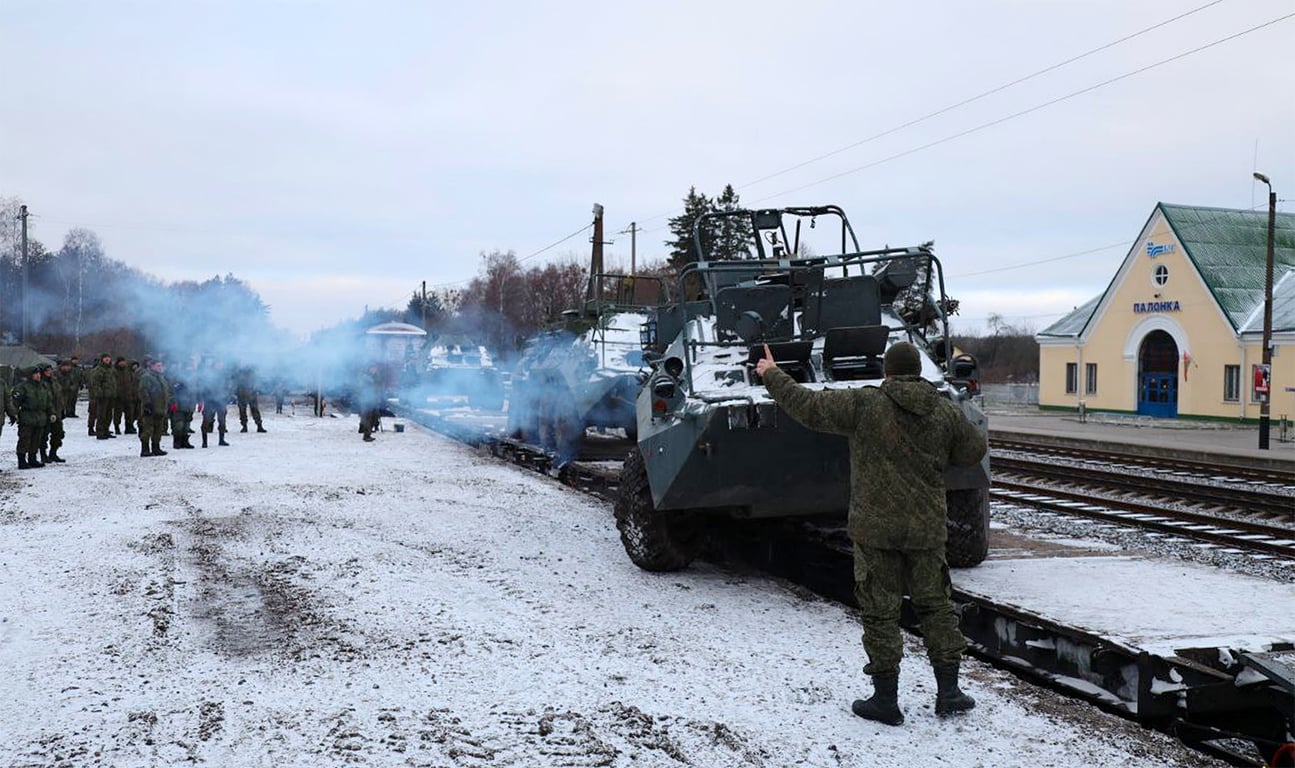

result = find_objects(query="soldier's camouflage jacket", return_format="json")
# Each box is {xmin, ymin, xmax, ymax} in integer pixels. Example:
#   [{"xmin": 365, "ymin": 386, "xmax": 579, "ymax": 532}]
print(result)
[
  {"xmin": 12, "ymin": 375, "xmax": 54, "ymax": 428},
  {"xmin": 88, "ymin": 360, "xmax": 118, "ymax": 400},
  {"xmin": 138, "ymin": 369, "xmax": 172, "ymax": 417},
  {"xmin": 763, "ymin": 370, "xmax": 986, "ymax": 551}
]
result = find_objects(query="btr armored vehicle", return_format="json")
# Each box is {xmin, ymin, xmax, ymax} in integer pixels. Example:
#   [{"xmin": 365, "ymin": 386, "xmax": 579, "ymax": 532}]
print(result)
[
  {"xmin": 506, "ymin": 204, "xmax": 668, "ymax": 466},
  {"xmin": 614, "ymin": 205, "xmax": 990, "ymax": 571}
]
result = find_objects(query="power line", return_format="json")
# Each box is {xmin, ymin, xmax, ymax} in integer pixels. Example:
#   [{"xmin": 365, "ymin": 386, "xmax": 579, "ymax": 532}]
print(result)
[
  {"xmin": 424, "ymin": 222, "xmax": 594, "ymax": 290},
  {"xmin": 948, "ymin": 202, "xmax": 1276, "ymax": 280},
  {"xmin": 755, "ymin": 11, "xmax": 1295, "ymax": 204},
  {"xmin": 620, "ymin": 0, "xmax": 1233, "ymax": 234},
  {"xmin": 738, "ymin": 0, "xmax": 1228, "ymax": 191}
]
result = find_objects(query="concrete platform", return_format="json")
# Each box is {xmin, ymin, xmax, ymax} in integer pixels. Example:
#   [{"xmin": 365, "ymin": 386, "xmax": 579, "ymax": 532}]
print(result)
[{"xmin": 987, "ymin": 406, "xmax": 1295, "ymax": 468}]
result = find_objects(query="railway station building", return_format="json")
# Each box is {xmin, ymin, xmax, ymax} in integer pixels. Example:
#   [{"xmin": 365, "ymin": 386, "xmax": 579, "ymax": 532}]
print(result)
[{"xmin": 1036, "ymin": 202, "xmax": 1295, "ymax": 422}]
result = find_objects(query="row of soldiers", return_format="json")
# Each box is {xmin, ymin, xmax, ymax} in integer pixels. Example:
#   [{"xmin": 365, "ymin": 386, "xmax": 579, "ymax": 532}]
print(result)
[{"xmin": 2, "ymin": 353, "xmax": 268, "ymax": 468}]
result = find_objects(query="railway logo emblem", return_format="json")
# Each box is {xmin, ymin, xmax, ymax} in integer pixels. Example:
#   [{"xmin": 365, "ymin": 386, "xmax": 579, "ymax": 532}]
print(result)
[{"xmin": 1146, "ymin": 241, "xmax": 1176, "ymax": 258}]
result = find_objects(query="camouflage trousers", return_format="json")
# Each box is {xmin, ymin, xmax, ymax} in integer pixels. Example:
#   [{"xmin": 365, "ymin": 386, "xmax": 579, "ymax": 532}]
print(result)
[
  {"xmin": 90, "ymin": 397, "xmax": 114, "ymax": 437},
  {"xmin": 44, "ymin": 418, "xmax": 63, "ymax": 451},
  {"xmin": 201, "ymin": 400, "xmax": 228, "ymax": 434},
  {"xmin": 853, "ymin": 545, "xmax": 966, "ymax": 676},
  {"xmin": 16, "ymin": 424, "xmax": 45, "ymax": 454},
  {"xmin": 237, "ymin": 394, "xmax": 262, "ymax": 428},
  {"xmin": 138, "ymin": 414, "xmax": 169, "ymax": 451}
]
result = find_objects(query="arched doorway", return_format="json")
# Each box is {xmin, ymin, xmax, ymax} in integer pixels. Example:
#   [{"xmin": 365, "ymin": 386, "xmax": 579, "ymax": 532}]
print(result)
[{"xmin": 1137, "ymin": 330, "xmax": 1178, "ymax": 417}]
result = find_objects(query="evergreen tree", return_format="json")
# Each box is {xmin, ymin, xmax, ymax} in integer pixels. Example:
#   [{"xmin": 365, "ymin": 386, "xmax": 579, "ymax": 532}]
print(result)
[
  {"xmin": 711, "ymin": 184, "xmax": 753, "ymax": 260},
  {"xmin": 665, "ymin": 187, "xmax": 713, "ymax": 269}
]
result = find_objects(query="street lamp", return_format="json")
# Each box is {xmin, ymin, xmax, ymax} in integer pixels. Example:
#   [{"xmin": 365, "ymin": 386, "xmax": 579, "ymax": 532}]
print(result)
[{"xmin": 1253, "ymin": 172, "xmax": 1276, "ymax": 450}]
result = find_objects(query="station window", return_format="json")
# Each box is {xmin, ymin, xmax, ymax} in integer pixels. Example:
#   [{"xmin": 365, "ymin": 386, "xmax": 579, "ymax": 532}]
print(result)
[
  {"xmin": 1085, "ymin": 363, "xmax": 1098, "ymax": 395},
  {"xmin": 1152, "ymin": 264, "xmax": 1169, "ymax": 287},
  {"xmin": 1065, "ymin": 362, "xmax": 1078, "ymax": 394},
  {"xmin": 1223, "ymin": 364, "xmax": 1240, "ymax": 402}
]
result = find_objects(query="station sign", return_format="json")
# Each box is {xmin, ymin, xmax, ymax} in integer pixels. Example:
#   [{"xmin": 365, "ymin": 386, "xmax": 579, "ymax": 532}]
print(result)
[{"xmin": 1133, "ymin": 300, "xmax": 1181, "ymax": 313}]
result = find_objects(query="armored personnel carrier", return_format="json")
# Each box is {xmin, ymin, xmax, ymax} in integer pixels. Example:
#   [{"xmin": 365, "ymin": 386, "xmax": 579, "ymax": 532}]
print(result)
[
  {"xmin": 505, "ymin": 205, "xmax": 668, "ymax": 466},
  {"xmin": 422, "ymin": 338, "xmax": 504, "ymax": 411},
  {"xmin": 614, "ymin": 204, "xmax": 990, "ymax": 571}
]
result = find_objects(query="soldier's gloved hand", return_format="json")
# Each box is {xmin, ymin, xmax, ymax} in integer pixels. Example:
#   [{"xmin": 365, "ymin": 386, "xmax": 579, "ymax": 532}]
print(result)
[
  {"xmin": 143, "ymin": 404, "xmax": 153, "ymax": 417},
  {"xmin": 196, "ymin": 403, "xmax": 203, "ymax": 413}
]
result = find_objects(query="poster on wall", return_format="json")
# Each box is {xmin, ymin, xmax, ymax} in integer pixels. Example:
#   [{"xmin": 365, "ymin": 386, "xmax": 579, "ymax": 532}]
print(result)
[{"xmin": 1253, "ymin": 363, "xmax": 1271, "ymax": 399}]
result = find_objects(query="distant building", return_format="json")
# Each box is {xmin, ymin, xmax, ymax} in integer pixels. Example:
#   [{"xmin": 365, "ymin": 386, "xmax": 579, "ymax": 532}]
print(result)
[{"xmin": 1036, "ymin": 202, "xmax": 1294, "ymax": 421}]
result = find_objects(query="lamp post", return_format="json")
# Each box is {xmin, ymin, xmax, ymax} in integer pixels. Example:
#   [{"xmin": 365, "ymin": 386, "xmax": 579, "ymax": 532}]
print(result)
[{"xmin": 1253, "ymin": 172, "xmax": 1276, "ymax": 450}]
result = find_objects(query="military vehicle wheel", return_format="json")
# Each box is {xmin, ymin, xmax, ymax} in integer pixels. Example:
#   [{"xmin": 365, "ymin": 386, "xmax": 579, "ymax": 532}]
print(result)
[
  {"xmin": 945, "ymin": 487, "xmax": 989, "ymax": 568},
  {"xmin": 615, "ymin": 448, "xmax": 704, "ymax": 571}
]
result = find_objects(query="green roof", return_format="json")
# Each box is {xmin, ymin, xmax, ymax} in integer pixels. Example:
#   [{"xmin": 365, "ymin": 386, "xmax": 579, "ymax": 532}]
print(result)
[
  {"xmin": 1161, "ymin": 203, "xmax": 1295, "ymax": 331},
  {"xmin": 1037, "ymin": 294, "xmax": 1101, "ymax": 338},
  {"xmin": 1038, "ymin": 202, "xmax": 1295, "ymax": 338}
]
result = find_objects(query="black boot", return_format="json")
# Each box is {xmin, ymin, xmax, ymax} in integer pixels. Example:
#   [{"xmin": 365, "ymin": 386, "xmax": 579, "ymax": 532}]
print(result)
[
  {"xmin": 28, "ymin": 452, "xmax": 44, "ymax": 468},
  {"xmin": 240, "ymin": 424, "xmax": 248, "ymax": 433},
  {"xmin": 38, "ymin": 448, "xmax": 49, "ymax": 465},
  {"xmin": 151, "ymin": 439, "xmax": 167, "ymax": 457},
  {"xmin": 934, "ymin": 663, "xmax": 975, "ymax": 716},
  {"xmin": 47, "ymin": 448, "xmax": 66, "ymax": 463},
  {"xmin": 218, "ymin": 431, "xmax": 229, "ymax": 446},
  {"xmin": 141, "ymin": 444, "xmax": 153, "ymax": 457},
  {"xmin": 202, "ymin": 431, "xmax": 209, "ymax": 448},
  {"xmin": 256, "ymin": 424, "xmax": 266, "ymax": 433},
  {"xmin": 851, "ymin": 673, "xmax": 904, "ymax": 726},
  {"xmin": 17, "ymin": 451, "xmax": 30, "ymax": 470}
]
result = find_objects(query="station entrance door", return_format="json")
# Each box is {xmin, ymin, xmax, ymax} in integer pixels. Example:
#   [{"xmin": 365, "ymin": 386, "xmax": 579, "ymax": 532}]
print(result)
[{"xmin": 1137, "ymin": 330, "xmax": 1178, "ymax": 418}]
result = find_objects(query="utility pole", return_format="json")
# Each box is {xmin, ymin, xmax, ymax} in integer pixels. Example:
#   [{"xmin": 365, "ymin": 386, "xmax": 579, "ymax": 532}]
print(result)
[
  {"xmin": 421, "ymin": 280, "xmax": 428, "ymax": 330},
  {"xmin": 587, "ymin": 203, "xmax": 605, "ymax": 301},
  {"xmin": 1253, "ymin": 172, "xmax": 1276, "ymax": 450},
  {"xmin": 20, "ymin": 204, "xmax": 29, "ymax": 345},
  {"xmin": 620, "ymin": 221, "xmax": 640, "ymax": 275}
]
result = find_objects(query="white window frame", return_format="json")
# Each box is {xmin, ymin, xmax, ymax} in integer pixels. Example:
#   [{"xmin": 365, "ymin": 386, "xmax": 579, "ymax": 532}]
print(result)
[{"xmin": 1065, "ymin": 362, "xmax": 1078, "ymax": 395}]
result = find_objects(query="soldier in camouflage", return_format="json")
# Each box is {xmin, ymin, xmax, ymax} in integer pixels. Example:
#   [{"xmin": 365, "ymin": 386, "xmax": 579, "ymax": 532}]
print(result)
[
  {"xmin": 757, "ymin": 341, "xmax": 986, "ymax": 726},
  {"xmin": 65, "ymin": 355, "xmax": 84, "ymax": 418},
  {"xmin": 87, "ymin": 353, "xmax": 118, "ymax": 440},
  {"xmin": 2, "ymin": 371, "xmax": 16, "ymax": 464},
  {"xmin": 233, "ymin": 365, "xmax": 266, "ymax": 433},
  {"xmin": 113, "ymin": 357, "xmax": 135, "ymax": 435},
  {"xmin": 137, "ymin": 357, "xmax": 172, "ymax": 458},
  {"xmin": 40, "ymin": 364, "xmax": 67, "ymax": 464},
  {"xmin": 12, "ymin": 367, "xmax": 55, "ymax": 469},
  {"xmin": 169, "ymin": 361, "xmax": 197, "ymax": 449},
  {"xmin": 55, "ymin": 359, "xmax": 80, "ymax": 422},
  {"xmin": 196, "ymin": 357, "xmax": 231, "ymax": 447}
]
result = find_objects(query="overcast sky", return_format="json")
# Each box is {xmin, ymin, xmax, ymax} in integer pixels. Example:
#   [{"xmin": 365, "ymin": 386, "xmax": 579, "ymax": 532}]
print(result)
[{"xmin": 2, "ymin": 0, "xmax": 1292, "ymax": 338}]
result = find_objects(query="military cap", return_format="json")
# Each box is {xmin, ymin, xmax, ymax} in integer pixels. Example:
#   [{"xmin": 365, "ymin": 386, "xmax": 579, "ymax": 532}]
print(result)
[
  {"xmin": 99, "ymin": 352, "xmax": 111, "ymax": 359},
  {"xmin": 883, "ymin": 342, "xmax": 922, "ymax": 377}
]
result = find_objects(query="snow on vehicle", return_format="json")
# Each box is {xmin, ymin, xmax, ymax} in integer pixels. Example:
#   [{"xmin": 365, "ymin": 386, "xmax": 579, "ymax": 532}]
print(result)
[
  {"xmin": 506, "ymin": 205, "xmax": 668, "ymax": 466},
  {"xmin": 614, "ymin": 205, "xmax": 990, "ymax": 571}
]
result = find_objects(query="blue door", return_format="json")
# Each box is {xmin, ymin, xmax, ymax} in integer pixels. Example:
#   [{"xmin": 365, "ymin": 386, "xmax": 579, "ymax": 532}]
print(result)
[
  {"xmin": 1137, "ymin": 330, "xmax": 1179, "ymax": 418},
  {"xmin": 1138, "ymin": 373, "xmax": 1178, "ymax": 417}
]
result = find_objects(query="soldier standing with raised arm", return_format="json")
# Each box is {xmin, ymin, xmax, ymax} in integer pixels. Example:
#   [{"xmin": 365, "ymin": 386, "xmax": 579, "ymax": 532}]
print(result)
[{"xmin": 757, "ymin": 341, "xmax": 985, "ymax": 727}]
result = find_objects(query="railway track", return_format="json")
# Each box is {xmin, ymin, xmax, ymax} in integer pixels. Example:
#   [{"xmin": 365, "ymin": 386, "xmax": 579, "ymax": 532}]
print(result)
[
  {"xmin": 399, "ymin": 404, "xmax": 1294, "ymax": 767},
  {"xmin": 991, "ymin": 436, "xmax": 1295, "ymax": 489}
]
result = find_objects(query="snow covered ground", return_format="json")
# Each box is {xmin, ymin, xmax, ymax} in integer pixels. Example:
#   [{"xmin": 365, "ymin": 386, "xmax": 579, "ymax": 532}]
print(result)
[{"xmin": 0, "ymin": 406, "xmax": 1227, "ymax": 767}]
